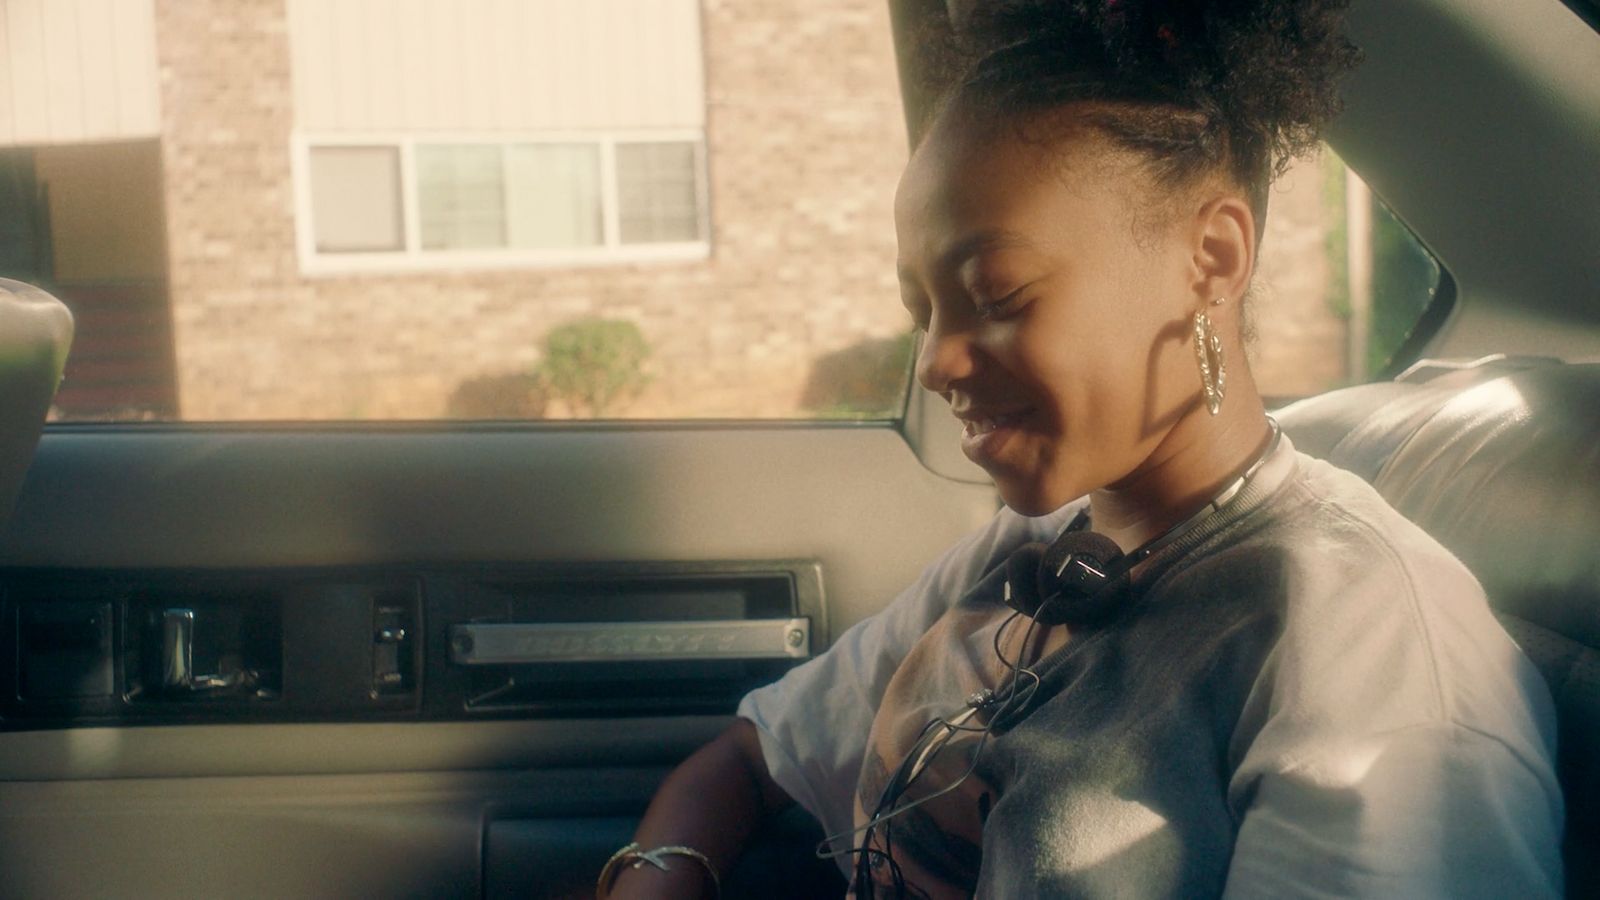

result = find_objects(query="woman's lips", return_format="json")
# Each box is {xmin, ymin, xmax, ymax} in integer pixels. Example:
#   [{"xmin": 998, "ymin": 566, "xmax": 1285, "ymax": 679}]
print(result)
[{"xmin": 958, "ymin": 408, "xmax": 1033, "ymax": 465}]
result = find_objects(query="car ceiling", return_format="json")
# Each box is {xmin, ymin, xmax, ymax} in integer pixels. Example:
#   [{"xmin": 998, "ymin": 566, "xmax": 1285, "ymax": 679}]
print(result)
[{"xmin": 1329, "ymin": 0, "xmax": 1600, "ymax": 358}]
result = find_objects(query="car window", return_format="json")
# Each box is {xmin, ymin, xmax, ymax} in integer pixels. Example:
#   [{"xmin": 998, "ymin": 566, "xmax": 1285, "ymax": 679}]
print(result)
[
  {"xmin": 1251, "ymin": 147, "xmax": 1444, "ymax": 401},
  {"xmin": 0, "ymin": 0, "xmax": 1439, "ymax": 424}
]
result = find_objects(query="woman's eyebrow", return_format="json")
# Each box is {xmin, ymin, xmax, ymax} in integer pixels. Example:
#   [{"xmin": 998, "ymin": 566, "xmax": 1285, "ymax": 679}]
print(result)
[
  {"xmin": 898, "ymin": 229, "xmax": 1035, "ymax": 285},
  {"xmin": 939, "ymin": 229, "xmax": 1036, "ymax": 270}
]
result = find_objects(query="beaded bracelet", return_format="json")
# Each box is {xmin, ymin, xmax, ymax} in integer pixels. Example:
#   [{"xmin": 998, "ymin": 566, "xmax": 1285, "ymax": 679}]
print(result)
[{"xmin": 596, "ymin": 841, "xmax": 721, "ymax": 899}]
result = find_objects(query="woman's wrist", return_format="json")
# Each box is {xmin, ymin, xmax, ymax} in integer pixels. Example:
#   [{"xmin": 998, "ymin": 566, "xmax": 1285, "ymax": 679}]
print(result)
[
  {"xmin": 598, "ymin": 842, "xmax": 720, "ymax": 899},
  {"xmin": 600, "ymin": 720, "xmax": 785, "ymax": 898}
]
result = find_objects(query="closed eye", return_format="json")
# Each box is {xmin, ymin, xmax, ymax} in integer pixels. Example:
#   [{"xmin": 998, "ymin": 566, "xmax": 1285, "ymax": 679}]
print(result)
[{"xmin": 975, "ymin": 287, "xmax": 1029, "ymax": 321}]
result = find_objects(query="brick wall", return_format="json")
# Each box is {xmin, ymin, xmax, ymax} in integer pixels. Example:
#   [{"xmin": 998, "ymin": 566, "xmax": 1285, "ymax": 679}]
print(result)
[{"xmin": 153, "ymin": 0, "xmax": 1346, "ymax": 421}]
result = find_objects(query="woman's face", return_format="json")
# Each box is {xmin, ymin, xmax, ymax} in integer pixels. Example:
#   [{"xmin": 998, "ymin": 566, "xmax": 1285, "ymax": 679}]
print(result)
[{"xmin": 895, "ymin": 105, "xmax": 1216, "ymax": 515}]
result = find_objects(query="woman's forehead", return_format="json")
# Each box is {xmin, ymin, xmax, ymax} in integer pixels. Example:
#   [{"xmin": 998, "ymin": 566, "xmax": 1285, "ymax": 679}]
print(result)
[{"xmin": 894, "ymin": 109, "xmax": 1136, "ymax": 261}]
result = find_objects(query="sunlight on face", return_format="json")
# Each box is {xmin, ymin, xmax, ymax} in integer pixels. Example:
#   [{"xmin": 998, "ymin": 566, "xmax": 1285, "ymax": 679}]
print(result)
[{"xmin": 895, "ymin": 102, "xmax": 1207, "ymax": 514}]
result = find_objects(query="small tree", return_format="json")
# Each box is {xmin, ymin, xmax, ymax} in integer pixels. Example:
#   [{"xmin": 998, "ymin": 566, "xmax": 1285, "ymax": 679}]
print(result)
[{"xmin": 537, "ymin": 318, "xmax": 651, "ymax": 417}]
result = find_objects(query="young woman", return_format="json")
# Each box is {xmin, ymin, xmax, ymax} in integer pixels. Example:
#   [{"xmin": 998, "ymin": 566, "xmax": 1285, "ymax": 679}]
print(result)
[{"xmin": 598, "ymin": 1, "xmax": 1564, "ymax": 896}]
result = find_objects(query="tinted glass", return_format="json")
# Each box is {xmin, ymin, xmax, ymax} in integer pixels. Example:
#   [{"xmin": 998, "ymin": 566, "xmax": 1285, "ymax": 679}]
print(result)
[
  {"xmin": 9, "ymin": 0, "xmax": 917, "ymax": 423},
  {"xmin": 1249, "ymin": 148, "xmax": 1442, "ymax": 400},
  {"xmin": 0, "ymin": 2, "xmax": 1440, "ymax": 423}
]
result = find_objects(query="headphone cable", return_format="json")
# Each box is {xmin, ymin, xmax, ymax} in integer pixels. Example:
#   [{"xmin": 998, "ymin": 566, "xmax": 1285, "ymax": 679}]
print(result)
[{"xmin": 824, "ymin": 607, "xmax": 1051, "ymax": 897}]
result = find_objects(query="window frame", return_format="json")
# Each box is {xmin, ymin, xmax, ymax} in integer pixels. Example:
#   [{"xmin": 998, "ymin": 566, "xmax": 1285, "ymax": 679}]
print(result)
[{"xmin": 290, "ymin": 130, "xmax": 711, "ymax": 277}]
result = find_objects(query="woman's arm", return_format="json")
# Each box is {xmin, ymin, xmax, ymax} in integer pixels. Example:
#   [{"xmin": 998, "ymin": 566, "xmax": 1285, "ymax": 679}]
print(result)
[
  {"xmin": 601, "ymin": 507, "xmax": 1075, "ymax": 897},
  {"xmin": 604, "ymin": 717, "xmax": 796, "ymax": 899}
]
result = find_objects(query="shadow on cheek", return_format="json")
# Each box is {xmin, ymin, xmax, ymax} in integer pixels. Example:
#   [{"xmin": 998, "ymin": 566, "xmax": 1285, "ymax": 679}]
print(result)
[{"xmin": 1140, "ymin": 317, "xmax": 1198, "ymax": 440}]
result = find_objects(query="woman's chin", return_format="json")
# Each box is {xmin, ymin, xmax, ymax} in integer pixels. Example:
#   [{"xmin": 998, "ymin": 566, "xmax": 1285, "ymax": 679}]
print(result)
[{"xmin": 993, "ymin": 477, "xmax": 1075, "ymax": 518}]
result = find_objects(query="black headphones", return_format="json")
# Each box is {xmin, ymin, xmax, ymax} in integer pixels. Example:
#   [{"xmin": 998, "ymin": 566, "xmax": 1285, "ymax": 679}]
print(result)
[
  {"xmin": 1002, "ymin": 514, "xmax": 1135, "ymax": 626},
  {"xmin": 1002, "ymin": 419, "xmax": 1284, "ymax": 627}
]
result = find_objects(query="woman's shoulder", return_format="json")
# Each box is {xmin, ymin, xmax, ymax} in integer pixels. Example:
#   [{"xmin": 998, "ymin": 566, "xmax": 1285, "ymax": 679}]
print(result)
[
  {"xmin": 1265, "ymin": 449, "xmax": 1473, "ymax": 578},
  {"xmin": 1240, "ymin": 448, "xmax": 1488, "ymax": 623}
]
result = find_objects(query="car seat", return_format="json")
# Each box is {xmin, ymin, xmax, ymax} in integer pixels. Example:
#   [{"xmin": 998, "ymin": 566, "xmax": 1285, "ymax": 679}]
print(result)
[
  {"xmin": 1278, "ymin": 355, "xmax": 1600, "ymax": 899},
  {"xmin": 0, "ymin": 278, "xmax": 74, "ymax": 524}
]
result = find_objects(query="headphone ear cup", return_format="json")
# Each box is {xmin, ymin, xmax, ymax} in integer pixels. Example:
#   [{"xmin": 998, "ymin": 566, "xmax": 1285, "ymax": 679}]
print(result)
[
  {"xmin": 1035, "ymin": 530, "xmax": 1130, "ymax": 625},
  {"xmin": 1003, "ymin": 542, "xmax": 1050, "ymax": 619}
]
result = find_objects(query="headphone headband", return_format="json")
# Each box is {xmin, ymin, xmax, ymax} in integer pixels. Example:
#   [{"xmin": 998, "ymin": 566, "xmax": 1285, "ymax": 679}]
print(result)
[{"xmin": 1004, "ymin": 418, "xmax": 1282, "ymax": 625}]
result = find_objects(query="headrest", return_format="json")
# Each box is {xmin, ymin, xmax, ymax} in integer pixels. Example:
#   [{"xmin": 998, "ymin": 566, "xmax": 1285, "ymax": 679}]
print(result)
[
  {"xmin": 1279, "ymin": 358, "xmax": 1600, "ymax": 641},
  {"xmin": 0, "ymin": 278, "xmax": 74, "ymax": 524},
  {"xmin": 1374, "ymin": 363, "xmax": 1600, "ymax": 641}
]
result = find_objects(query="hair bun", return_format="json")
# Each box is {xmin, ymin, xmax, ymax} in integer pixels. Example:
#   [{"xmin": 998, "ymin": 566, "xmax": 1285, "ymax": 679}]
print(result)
[{"xmin": 956, "ymin": 0, "xmax": 1362, "ymax": 183}]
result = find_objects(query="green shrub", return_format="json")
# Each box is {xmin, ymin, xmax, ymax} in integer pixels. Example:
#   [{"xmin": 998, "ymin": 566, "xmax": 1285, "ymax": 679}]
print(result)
[{"xmin": 537, "ymin": 318, "xmax": 651, "ymax": 417}]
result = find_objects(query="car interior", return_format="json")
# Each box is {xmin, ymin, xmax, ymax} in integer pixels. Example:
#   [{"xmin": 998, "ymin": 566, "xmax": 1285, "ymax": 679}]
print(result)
[{"xmin": 0, "ymin": 0, "xmax": 1596, "ymax": 897}]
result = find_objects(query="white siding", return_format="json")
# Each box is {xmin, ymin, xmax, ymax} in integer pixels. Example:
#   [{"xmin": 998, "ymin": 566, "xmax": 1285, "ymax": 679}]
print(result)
[
  {"xmin": 287, "ymin": 0, "xmax": 705, "ymax": 133},
  {"xmin": 0, "ymin": 0, "xmax": 160, "ymax": 145}
]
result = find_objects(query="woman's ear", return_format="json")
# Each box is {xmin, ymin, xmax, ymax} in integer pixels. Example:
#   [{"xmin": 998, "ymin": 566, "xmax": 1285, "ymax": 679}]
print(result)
[{"xmin": 1190, "ymin": 194, "xmax": 1256, "ymax": 309}]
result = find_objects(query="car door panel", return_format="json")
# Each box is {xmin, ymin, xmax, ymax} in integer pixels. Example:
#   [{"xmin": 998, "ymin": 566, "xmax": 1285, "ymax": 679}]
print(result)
[{"xmin": 0, "ymin": 425, "xmax": 994, "ymax": 898}]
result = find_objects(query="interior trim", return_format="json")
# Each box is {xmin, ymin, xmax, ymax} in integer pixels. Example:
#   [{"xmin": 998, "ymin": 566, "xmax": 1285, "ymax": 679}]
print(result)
[
  {"xmin": 1, "ymin": 427, "xmax": 999, "ymax": 640},
  {"xmin": 0, "ymin": 716, "xmax": 726, "ymax": 781}
]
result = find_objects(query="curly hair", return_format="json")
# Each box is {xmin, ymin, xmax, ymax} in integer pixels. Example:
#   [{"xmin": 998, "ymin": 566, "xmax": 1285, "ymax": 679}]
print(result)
[{"xmin": 934, "ymin": 0, "xmax": 1362, "ymax": 224}]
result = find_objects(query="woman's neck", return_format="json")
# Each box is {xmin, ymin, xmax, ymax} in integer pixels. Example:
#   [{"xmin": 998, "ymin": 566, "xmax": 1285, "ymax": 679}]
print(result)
[{"xmin": 1089, "ymin": 392, "xmax": 1274, "ymax": 553}]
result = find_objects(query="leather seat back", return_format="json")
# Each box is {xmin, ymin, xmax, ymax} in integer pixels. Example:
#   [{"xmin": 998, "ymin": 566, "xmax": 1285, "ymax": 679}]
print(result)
[{"xmin": 1278, "ymin": 358, "xmax": 1600, "ymax": 898}]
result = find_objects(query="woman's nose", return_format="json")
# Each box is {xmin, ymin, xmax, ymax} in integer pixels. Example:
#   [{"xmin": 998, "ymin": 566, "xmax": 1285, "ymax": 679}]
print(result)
[{"xmin": 915, "ymin": 315, "xmax": 978, "ymax": 394}]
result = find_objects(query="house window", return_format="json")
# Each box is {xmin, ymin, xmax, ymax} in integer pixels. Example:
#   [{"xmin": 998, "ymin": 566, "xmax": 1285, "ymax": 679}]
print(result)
[
  {"xmin": 506, "ymin": 144, "xmax": 604, "ymax": 249},
  {"xmin": 418, "ymin": 145, "xmax": 506, "ymax": 251},
  {"xmin": 297, "ymin": 134, "xmax": 707, "ymax": 273},
  {"xmin": 617, "ymin": 142, "xmax": 702, "ymax": 244},
  {"xmin": 308, "ymin": 147, "xmax": 403, "ymax": 253}
]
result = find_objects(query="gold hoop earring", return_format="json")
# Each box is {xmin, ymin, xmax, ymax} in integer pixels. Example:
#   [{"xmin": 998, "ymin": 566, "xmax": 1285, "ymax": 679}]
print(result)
[{"xmin": 1194, "ymin": 304, "xmax": 1226, "ymax": 416}]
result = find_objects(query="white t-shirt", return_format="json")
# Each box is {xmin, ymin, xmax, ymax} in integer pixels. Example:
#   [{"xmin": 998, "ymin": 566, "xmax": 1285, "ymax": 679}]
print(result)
[{"xmin": 739, "ymin": 436, "xmax": 1564, "ymax": 897}]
